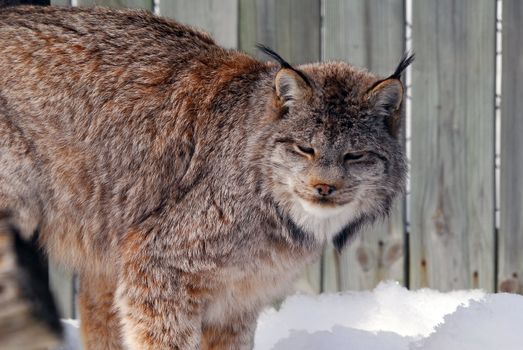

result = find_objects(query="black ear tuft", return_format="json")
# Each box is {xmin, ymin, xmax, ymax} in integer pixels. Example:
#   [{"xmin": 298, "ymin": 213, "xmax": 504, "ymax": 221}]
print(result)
[
  {"xmin": 366, "ymin": 52, "xmax": 414, "ymax": 94},
  {"xmin": 256, "ymin": 44, "xmax": 312, "ymax": 87},
  {"xmin": 388, "ymin": 52, "xmax": 415, "ymax": 80},
  {"xmin": 256, "ymin": 44, "xmax": 293, "ymax": 70}
]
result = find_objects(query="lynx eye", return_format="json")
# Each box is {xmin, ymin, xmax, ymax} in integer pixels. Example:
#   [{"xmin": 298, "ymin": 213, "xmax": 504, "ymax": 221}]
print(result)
[
  {"xmin": 295, "ymin": 145, "xmax": 315, "ymax": 157},
  {"xmin": 344, "ymin": 151, "xmax": 367, "ymax": 162}
]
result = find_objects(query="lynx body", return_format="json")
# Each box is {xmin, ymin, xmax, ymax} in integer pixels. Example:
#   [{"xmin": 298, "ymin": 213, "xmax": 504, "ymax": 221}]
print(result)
[{"xmin": 0, "ymin": 6, "xmax": 410, "ymax": 349}]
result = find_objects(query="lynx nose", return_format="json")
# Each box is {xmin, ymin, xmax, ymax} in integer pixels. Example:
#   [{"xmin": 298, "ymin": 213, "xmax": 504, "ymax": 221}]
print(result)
[{"xmin": 315, "ymin": 184, "xmax": 336, "ymax": 197}]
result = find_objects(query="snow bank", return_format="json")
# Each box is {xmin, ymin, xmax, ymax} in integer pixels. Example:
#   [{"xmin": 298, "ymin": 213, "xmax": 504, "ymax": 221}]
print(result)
[
  {"xmin": 57, "ymin": 281, "xmax": 523, "ymax": 350},
  {"xmin": 414, "ymin": 293, "xmax": 523, "ymax": 350},
  {"xmin": 255, "ymin": 281, "xmax": 523, "ymax": 350},
  {"xmin": 56, "ymin": 319, "xmax": 81, "ymax": 350}
]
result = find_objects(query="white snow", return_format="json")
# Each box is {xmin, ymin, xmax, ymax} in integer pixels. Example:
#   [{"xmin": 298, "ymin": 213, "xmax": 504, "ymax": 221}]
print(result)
[
  {"xmin": 56, "ymin": 319, "xmax": 81, "ymax": 350},
  {"xmin": 413, "ymin": 293, "xmax": 523, "ymax": 350},
  {"xmin": 255, "ymin": 282, "xmax": 492, "ymax": 350},
  {"xmin": 57, "ymin": 281, "xmax": 523, "ymax": 350}
]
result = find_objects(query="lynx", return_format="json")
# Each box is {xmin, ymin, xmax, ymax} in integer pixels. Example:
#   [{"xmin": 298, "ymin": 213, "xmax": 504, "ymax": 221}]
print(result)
[{"xmin": 0, "ymin": 5, "xmax": 412, "ymax": 350}]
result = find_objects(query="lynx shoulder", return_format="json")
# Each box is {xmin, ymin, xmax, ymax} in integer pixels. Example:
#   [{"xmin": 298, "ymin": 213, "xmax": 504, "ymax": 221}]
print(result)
[{"xmin": 0, "ymin": 6, "xmax": 412, "ymax": 349}]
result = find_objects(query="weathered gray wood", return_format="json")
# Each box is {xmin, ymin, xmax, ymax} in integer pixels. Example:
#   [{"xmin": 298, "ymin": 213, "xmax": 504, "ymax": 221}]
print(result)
[
  {"xmin": 323, "ymin": 0, "xmax": 406, "ymax": 291},
  {"xmin": 50, "ymin": 0, "xmax": 70, "ymax": 6},
  {"xmin": 240, "ymin": 0, "xmax": 321, "ymax": 292},
  {"xmin": 159, "ymin": 0, "xmax": 238, "ymax": 48},
  {"xmin": 410, "ymin": 0, "xmax": 496, "ymax": 291},
  {"xmin": 498, "ymin": 0, "xmax": 523, "ymax": 294},
  {"xmin": 239, "ymin": 0, "xmax": 321, "ymax": 64},
  {"xmin": 49, "ymin": 263, "xmax": 75, "ymax": 318},
  {"xmin": 295, "ymin": 259, "xmax": 322, "ymax": 295},
  {"xmin": 76, "ymin": 0, "xmax": 152, "ymax": 10},
  {"xmin": 321, "ymin": 244, "xmax": 341, "ymax": 292}
]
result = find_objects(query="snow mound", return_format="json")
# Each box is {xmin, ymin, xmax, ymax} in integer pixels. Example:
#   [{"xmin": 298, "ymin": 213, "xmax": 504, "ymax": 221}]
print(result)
[
  {"xmin": 56, "ymin": 319, "xmax": 81, "ymax": 350},
  {"xmin": 414, "ymin": 293, "xmax": 523, "ymax": 350},
  {"xmin": 57, "ymin": 281, "xmax": 523, "ymax": 350},
  {"xmin": 270, "ymin": 326, "xmax": 411, "ymax": 350},
  {"xmin": 255, "ymin": 281, "xmax": 523, "ymax": 350}
]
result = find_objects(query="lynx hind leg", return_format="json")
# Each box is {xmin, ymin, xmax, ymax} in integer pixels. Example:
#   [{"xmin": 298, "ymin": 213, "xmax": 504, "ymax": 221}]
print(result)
[
  {"xmin": 0, "ymin": 219, "xmax": 62, "ymax": 349},
  {"xmin": 79, "ymin": 273, "xmax": 124, "ymax": 350}
]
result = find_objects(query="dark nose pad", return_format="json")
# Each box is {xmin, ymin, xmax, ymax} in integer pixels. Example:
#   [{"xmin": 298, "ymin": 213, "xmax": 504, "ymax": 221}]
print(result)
[{"xmin": 315, "ymin": 184, "xmax": 336, "ymax": 197}]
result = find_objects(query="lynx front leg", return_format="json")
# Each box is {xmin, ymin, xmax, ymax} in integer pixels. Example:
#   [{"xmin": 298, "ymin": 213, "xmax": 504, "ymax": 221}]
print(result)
[
  {"xmin": 115, "ymin": 231, "xmax": 205, "ymax": 350},
  {"xmin": 79, "ymin": 273, "xmax": 123, "ymax": 350},
  {"xmin": 116, "ymin": 274, "xmax": 203, "ymax": 350},
  {"xmin": 201, "ymin": 314, "xmax": 258, "ymax": 350}
]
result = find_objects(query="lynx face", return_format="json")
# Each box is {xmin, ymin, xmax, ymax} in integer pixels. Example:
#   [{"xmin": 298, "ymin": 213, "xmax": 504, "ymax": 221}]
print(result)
[{"xmin": 260, "ymin": 53, "xmax": 411, "ymax": 248}]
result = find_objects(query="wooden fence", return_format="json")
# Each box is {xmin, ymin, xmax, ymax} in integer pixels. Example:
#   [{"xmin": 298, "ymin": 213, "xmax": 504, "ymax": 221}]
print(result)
[{"xmin": 26, "ymin": 0, "xmax": 522, "ymax": 316}]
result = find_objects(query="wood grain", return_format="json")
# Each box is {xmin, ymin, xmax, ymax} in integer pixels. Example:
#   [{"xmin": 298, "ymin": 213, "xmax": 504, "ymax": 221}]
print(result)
[
  {"xmin": 48, "ymin": 264, "xmax": 75, "ymax": 318},
  {"xmin": 160, "ymin": 0, "xmax": 239, "ymax": 48},
  {"xmin": 498, "ymin": 0, "xmax": 523, "ymax": 294},
  {"xmin": 76, "ymin": 0, "xmax": 152, "ymax": 10},
  {"xmin": 410, "ymin": 0, "xmax": 496, "ymax": 291},
  {"xmin": 50, "ymin": 0, "xmax": 70, "ymax": 6},
  {"xmin": 239, "ymin": 0, "xmax": 320, "ymax": 64}
]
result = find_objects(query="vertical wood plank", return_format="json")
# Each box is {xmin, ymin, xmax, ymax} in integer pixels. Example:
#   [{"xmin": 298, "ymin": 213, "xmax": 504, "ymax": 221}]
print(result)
[
  {"xmin": 323, "ymin": 0, "xmax": 406, "ymax": 291},
  {"xmin": 410, "ymin": 0, "xmax": 496, "ymax": 291},
  {"xmin": 49, "ymin": 264, "xmax": 75, "ymax": 318},
  {"xmin": 159, "ymin": 0, "xmax": 239, "ymax": 48},
  {"xmin": 321, "ymin": 245, "xmax": 343, "ymax": 292},
  {"xmin": 76, "ymin": 0, "xmax": 152, "ymax": 11},
  {"xmin": 239, "ymin": 0, "xmax": 321, "ymax": 64},
  {"xmin": 498, "ymin": 0, "xmax": 523, "ymax": 294},
  {"xmin": 240, "ymin": 0, "xmax": 321, "ymax": 293},
  {"xmin": 50, "ymin": 0, "xmax": 69, "ymax": 5}
]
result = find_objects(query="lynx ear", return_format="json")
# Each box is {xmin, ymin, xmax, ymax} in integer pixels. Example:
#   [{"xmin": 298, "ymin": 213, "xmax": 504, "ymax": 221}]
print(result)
[
  {"xmin": 367, "ymin": 79, "xmax": 404, "ymax": 115},
  {"xmin": 366, "ymin": 53, "xmax": 414, "ymax": 136},
  {"xmin": 366, "ymin": 79, "xmax": 404, "ymax": 137},
  {"xmin": 275, "ymin": 68, "xmax": 311, "ymax": 106},
  {"xmin": 256, "ymin": 44, "xmax": 312, "ymax": 107}
]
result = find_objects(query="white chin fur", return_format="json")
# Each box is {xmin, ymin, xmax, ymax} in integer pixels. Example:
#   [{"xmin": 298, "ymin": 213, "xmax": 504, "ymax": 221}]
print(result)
[
  {"xmin": 289, "ymin": 197, "xmax": 361, "ymax": 242},
  {"xmin": 297, "ymin": 198, "xmax": 351, "ymax": 218}
]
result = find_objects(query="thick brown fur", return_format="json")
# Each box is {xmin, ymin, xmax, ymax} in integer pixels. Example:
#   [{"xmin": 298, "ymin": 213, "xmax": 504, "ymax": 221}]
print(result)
[
  {"xmin": 0, "ymin": 6, "xmax": 411, "ymax": 349},
  {"xmin": 79, "ymin": 273, "xmax": 122, "ymax": 349}
]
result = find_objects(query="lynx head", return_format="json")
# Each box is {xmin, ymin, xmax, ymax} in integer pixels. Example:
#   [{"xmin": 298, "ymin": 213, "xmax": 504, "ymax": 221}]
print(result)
[{"xmin": 257, "ymin": 45, "xmax": 413, "ymax": 251}]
